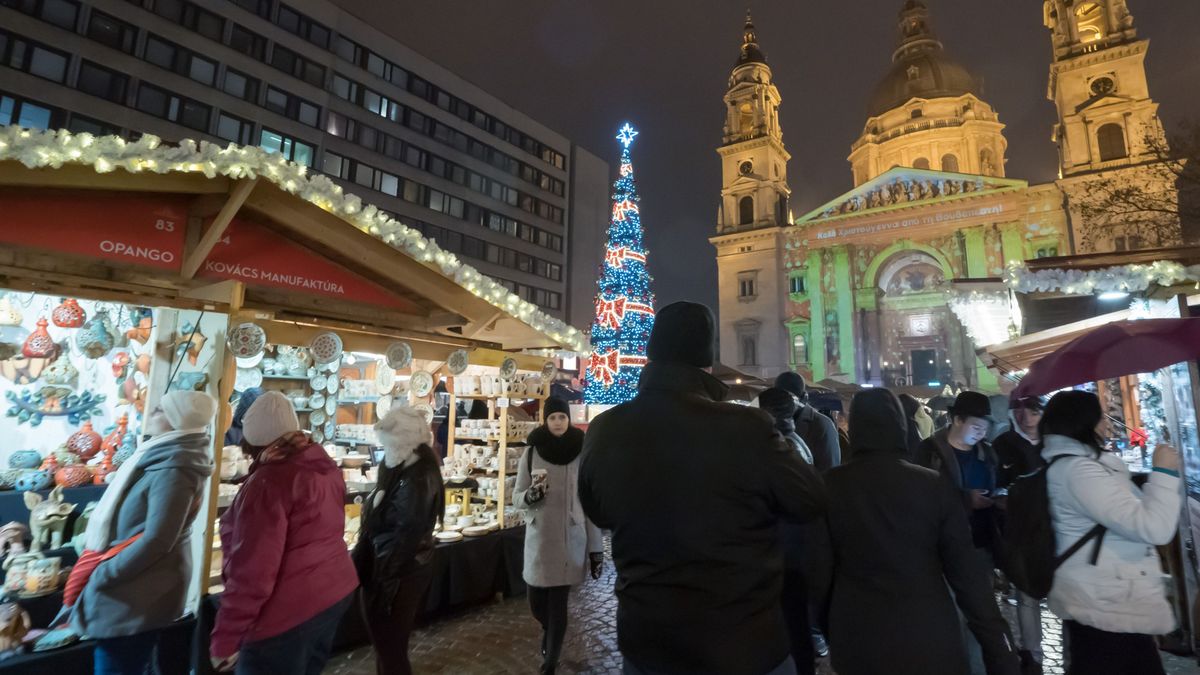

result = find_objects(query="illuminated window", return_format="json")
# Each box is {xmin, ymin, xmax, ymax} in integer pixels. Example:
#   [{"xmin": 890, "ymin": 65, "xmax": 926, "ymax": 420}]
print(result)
[
  {"xmin": 739, "ymin": 196, "xmax": 754, "ymax": 225},
  {"xmin": 1075, "ymin": 2, "xmax": 1106, "ymax": 43},
  {"xmin": 792, "ymin": 334, "xmax": 808, "ymax": 364}
]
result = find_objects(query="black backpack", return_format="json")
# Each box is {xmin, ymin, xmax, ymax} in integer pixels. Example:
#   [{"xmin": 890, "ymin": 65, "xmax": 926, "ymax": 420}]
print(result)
[{"xmin": 1003, "ymin": 454, "xmax": 1106, "ymax": 599}]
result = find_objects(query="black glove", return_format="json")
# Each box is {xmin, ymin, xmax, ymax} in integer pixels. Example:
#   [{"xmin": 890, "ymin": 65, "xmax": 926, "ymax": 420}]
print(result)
[
  {"xmin": 525, "ymin": 485, "xmax": 545, "ymax": 505},
  {"xmin": 589, "ymin": 552, "xmax": 604, "ymax": 580}
]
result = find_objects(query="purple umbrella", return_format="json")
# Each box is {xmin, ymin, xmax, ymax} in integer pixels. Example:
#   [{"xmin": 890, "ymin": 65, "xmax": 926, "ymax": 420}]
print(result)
[{"xmin": 1012, "ymin": 318, "xmax": 1200, "ymax": 398}]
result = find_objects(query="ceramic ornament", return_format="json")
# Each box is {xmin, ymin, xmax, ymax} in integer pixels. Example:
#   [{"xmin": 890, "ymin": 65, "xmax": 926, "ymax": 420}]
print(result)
[
  {"xmin": 54, "ymin": 465, "xmax": 91, "ymax": 489},
  {"xmin": 174, "ymin": 321, "xmax": 208, "ymax": 366},
  {"xmin": 375, "ymin": 364, "xmax": 396, "ymax": 395},
  {"xmin": 5, "ymin": 388, "xmax": 106, "ymax": 426},
  {"xmin": 385, "ymin": 342, "xmax": 412, "ymax": 370},
  {"xmin": 66, "ymin": 422, "xmax": 103, "ymax": 460},
  {"xmin": 8, "ymin": 451, "xmax": 41, "ymax": 470},
  {"xmin": 447, "ymin": 349, "xmax": 469, "ymax": 375},
  {"xmin": 410, "ymin": 371, "xmax": 434, "ymax": 398},
  {"xmin": 0, "ymin": 297, "xmax": 22, "ymax": 326},
  {"xmin": 41, "ymin": 348, "xmax": 78, "ymax": 387},
  {"xmin": 14, "ymin": 471, "xmax": 52, "ymax": 493},
  {"xmin": 542, "ymin": 361, "xmax": 558, "ymax": 382},
  {"xmin": 235, "ymin": 368, "xmax": 263, "ymax": 392},
  {"xmin": 309, "ymin": 332, "xmax": 343, "ymax": 365},
  {"xmin": 125, "ymin": 308, "xmax": 153, "ymax": 346},
  {"xmin": 51, "ymin": 299, "xmax": 85, "ymax": 328},
  {"xmin": 499, "ymin": 358, "xmax": 518, "ymax": 381},
  {"xmin": 22, "ymin": 319, "xmax": 55, "ymax": 359},
  {"xmin": 76, "ymin": 312, "xmax": 115, "ymax": 359},
  {"xmin": 227, "ymin": 323, "xmax": 266, "ymax": 359}
]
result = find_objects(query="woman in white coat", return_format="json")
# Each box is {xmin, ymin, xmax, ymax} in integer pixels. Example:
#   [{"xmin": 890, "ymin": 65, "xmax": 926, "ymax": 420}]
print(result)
[
  {"xmin": 513, "ymin": 397, "xmax": 603, "ymax": 675},
  {"xmin": 1040, "ymin": 390, "xmax": 1181, "ymax": 675}
]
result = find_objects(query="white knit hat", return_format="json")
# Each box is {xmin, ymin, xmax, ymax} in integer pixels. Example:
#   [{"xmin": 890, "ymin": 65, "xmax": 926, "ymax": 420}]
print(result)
[
  {"xmin": 160, "ymin": 390, "xmax": 217, "ymax": 431},
  {"xmin": 242, "ymin": 391, "xmax": 300, "ymax": 446},
  {"xmin": 375, "ymin": 406, "xmax": 432, "ymax": 455}
]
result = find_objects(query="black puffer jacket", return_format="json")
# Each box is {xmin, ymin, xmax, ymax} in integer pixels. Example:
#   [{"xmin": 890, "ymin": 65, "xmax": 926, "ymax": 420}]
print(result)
[
  {"xmin": 579, "ymin": 361, "xmax": 827, "ymax": 675},
  {"xmin": 353, "ymin": 446, "xmax": 443, "ymax": 611}
]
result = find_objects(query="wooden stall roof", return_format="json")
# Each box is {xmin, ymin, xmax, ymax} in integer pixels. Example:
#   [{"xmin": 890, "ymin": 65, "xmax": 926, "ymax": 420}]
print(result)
[{"xmin": 0, "ymin": 159, "xmax": 576, "ymax": 353}]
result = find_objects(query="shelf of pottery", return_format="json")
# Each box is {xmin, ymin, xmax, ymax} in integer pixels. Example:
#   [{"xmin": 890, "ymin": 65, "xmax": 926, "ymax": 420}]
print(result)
[{"xmin": 437, "ymin": 355, "xmax": 552, "ymax": 542}]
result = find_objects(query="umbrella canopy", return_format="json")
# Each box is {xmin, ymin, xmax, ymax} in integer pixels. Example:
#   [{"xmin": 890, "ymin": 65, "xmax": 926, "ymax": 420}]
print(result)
[
  {"xmin": 1012, "ymin": 318, "xmax": 1200, "ymax": 398},
  {"xmin": 725, "ymin": 382, "xmax": 766, "ymax": 403}
]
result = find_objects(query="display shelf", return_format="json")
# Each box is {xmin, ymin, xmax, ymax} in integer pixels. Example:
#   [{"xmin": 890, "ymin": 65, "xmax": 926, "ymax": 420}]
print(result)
[
  {"xmin": 338, "ymin": 397, "xmax": 380, "ymax": 405},
  {"xmin": 334, "ymin": 437, "xmax": 381, "ymax": 447},
  {"xmin": 455, "ymin": 434, "xmax": 528, "ymax": 444},
  {"xmin": 454, "ymin": 393, "xmax": 548, "ymax": 401},
  {"xmin": 263, "ymin": 374, "xmax": 312, "ymax": 381}
]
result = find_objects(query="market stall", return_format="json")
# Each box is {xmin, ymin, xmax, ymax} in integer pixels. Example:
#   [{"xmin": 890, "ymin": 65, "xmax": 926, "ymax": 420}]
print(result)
[{"xmin": 0, "ymin": 126, "xmax": 585, "ymax": 669}]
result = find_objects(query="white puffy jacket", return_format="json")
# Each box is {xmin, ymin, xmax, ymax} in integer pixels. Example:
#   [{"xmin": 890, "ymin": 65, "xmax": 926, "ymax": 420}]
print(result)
[{"xmin": 1042, "ymin": 434, "xmax": 1181, "ymax": 635}]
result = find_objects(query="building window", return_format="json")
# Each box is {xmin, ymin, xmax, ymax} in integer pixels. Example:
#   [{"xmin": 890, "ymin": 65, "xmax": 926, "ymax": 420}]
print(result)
[
  {"xmin": 910, "ymin": 108, "xmax": 923, "ymax": 118},
  {"xmin": 792, "ymin": 333, "xmax": 808, "ymax": 365},
  {"xmin": 980, "ymin": 148, "xmax": 996, "ymax": 176},
  {"xmin": 3, "ymin": 0, "xmax": 79, "ymax": 29},
  {"xmin": 259, "ymin": 128, "xmax": 314, "ymax": 166},
  {"xmin": 228, "ymin": 24, "xmax": 266, "ymax": 60},
  {"xmin": 76, "ymin": 61, "xmax": 128, "ymax": 103},
  {"xmin": 738, "ymin": 272, "xmax": 759, "ymax": 301},
  {"xmin": 0, "ymin": 93, "xmax": 57, "ymax": 129},
  {"xmin": 1034, "ymin": 246, "xmax": 1058, "ymax": 258},
  {"xmin": 151, "ymin": 0, "xmax": 224, "ymax": 42},
  {"xmin": 67, "ymin": 113, "xmax": 120, "ymax": 135},
  {"xmin": 1097, "ymin": 123, "xmax": 1127, "ymax": 161},
  {"xmin": 275, "ymin": 3, "xmax": 329, "ymax": 48},
  {"xmin": 216, "ymin": 112, "xmax": 253, "ymax": 145},
  {"xmin": 789, "ymin": 274, "xmax": 806, "ymax": 295},
  {"xmin": 229, "ymin": 0, "xmax": 272, "ymax": 19},
  {"xmin": 1, "ymin": 35, "xmax": 71, "ymax": 83},
  {"xmin": 321, "ymin": 151, "xmax": 350, "ymax": 178},
  {"xmin": 143, "ymin": 34, "xmax": 216, "ymax": 86},
  {"xmin": 912, "ymin": 157, "xmax": 930, "ymax": 170},
  {"xmin": 264, "ymin": 86, "xmax": 320, "ymax": 128},
  {"xmin": 222, "ymin": 68, "xmax": 259, "ymax": 102},
  {"xmin": 333, "ymin": 35, "xmax": 360, "ymax": 64},
  {"xmin": 86, "ymin": 10, "xmax": 137, "ymax": 54},
  {"xmin": 134, "ymin": 83, "xmax": 210, "ymax": 132},
  {"xmin": 740, "ymin": 336, "xmax": 758, "ymax": 367},
  {"xmin": 941, "ymin": 153, "xmax": 959, "ymax": 173},
  {"xmin": 269, "ymin": 44, "xmax": 325, "ymax": 88},
  {"xmin": 1074, "ymin": 2, "xmax": 1107, "ymax": 43},
  {"xmin": 1113, "ymin": 235, "xmax": 1143, "ymax": 252},
  {"xmin": 739, "ymin": 196, "xmax": 754, "ymax": 225}
]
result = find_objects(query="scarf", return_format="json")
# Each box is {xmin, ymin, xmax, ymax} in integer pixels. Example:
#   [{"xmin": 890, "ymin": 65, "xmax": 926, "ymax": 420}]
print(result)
[
  {"xmin": 527, "ymin": 425, "xmax": 584, "ymax": 466},
  {"xmin": 248, "ymin": 431, "xmax": 310, "ymax": 473},
  {"xmin": 84, "ymin": 428, "xmax": 207, "ymax": 551}
]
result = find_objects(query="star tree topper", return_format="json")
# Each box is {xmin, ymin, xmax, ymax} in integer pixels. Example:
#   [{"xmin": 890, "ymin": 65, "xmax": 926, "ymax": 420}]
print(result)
[{"xmin": 616, "ymin": 123, "xmax": 639, "ymax": 149}]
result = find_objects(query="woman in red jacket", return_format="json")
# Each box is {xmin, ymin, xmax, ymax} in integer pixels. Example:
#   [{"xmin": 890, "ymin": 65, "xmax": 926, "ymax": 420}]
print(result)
[{"xmin": 211, "ymin": 391, "xmax": 357, "ymax": 674}]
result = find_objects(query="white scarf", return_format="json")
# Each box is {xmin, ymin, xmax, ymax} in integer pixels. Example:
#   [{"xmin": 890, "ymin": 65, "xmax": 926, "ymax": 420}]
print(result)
[{"xmin": 84, "ymin": 428, "xmax": 207, "ymax": 551}]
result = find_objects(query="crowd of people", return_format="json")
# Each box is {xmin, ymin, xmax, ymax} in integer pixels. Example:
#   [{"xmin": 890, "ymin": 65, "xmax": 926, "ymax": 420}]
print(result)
[{"xmin": 51, "ymin": 298, "xmax": 1186, "ymax": 675}]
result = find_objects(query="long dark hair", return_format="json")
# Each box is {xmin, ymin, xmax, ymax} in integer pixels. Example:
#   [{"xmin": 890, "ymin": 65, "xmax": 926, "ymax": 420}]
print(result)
[{"xmin": 1038, "ymin": 390, "xmax": 1104, "ymax": 456}]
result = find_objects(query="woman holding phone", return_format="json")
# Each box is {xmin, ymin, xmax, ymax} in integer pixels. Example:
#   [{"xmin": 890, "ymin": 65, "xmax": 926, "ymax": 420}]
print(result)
[{"xmin": 513, "ymin": 397, "xmax": 603, "ymax": 675}]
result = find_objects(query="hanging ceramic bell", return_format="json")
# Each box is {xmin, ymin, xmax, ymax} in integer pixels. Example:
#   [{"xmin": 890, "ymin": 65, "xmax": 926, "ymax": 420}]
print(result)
[
  {"xmin": 67, "ymin": 422, "xmax": 103, "ymax": 460},
  {"xmin": 51, "ymin": 299, "xmax": 86, "ymax": 328},
  {"xmin": 77, "ymin": 312, "xmax": 115, "ymax": 359},
  {"xmin": 42, "ymin": 348, "xmax": 78, "ymax": 387},
  {"xmin": 22, "ymin": 318, "xmax": 56, "ymax": 359}
]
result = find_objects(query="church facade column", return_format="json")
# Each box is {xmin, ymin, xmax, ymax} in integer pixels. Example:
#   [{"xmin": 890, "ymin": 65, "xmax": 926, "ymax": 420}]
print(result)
[
  {"xmin": 805, "ymin": 250, "xmax": 826, "ymax": 382},
  {"xmin": 855, "ymin": 287, "xmax": 883, "ymax": 384},
  {"xmin": 962, "ymin": 225, "xmax": 989, "ymax": 278},
  {"xmin": 833, "ymin": 246, "xmax": 856, "ymax": 378},
  {"xmin": 999, "ymin": 221, "xmax": 1026, "ymax": 266}
]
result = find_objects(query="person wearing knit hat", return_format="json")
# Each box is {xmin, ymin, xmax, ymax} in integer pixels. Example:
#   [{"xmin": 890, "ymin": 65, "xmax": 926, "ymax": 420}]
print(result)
[
  {"xmin": 70, "ymin": 389, "xmax": 216, "ymax": 671},
  {"xmin": 514, "ymin": 397, "xmax": 600, "ymax": 674},
  {"xmin": 212, "ymin": 391, "xmax": 356, "ymax": 674},
  {"xmin": 815, "ymin": 388, "xmax": 1020, "ymax": 675},
  {"xmin": 224, "ymin": 387, "xmax": 264, "ymax": 447},
  {"xmin": 355, "ymin": 406, "xmax": 444, "ymax": 675},
  {"xmin": 580, "ymin": 301, "xmax": 828, "ymax": 675},
  {"xmin": 774, "ymin": 371, "xmax": 842, "ymax": 473}
]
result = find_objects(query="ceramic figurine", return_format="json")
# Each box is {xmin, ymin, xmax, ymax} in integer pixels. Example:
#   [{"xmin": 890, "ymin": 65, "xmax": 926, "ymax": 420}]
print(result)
[
  {"xmin": 125, "ymin": 308, "xmax": 153, "ymax": 345},
  {"xmin": 0, "ymin": 523, "xmax": 28, "ymax": 557},
  {"xmin": 93, "ymin": 453, "xmax": 114, "ymax": 485},
  {"xmin": 0, "ymin": 603, "xmax": 30, "ymax": 658},
  {"xmin": 13, "ymin": 471, "xmax": 50, "ymax": 494},
  {"xmin": 67, "ymin": 422, "xmax": 103, "ymax": 460},
  {"xmin": 6, "ymin": 451, "xmax": 39, "ymax": 471},
  {"xmin": 101, "ymin": 414, "xmax": 128, "ymax": 459},
  {"xmin": 23, "ymin": 486, "xmax": 73, "ymax": 552},
  {"xmin": 76, "ymin": 312, "xmax": 115, "ymax": 359},
  {"xmin": 21, "ymin": 319, "xmax": 55, "ymax": 359},
  {"xmin": 50, "ymin": 299, "xmax": 85, "ymax": 329},
  {"xmin": 1, "ymin": 556, "xmax": 33, "ymax": 597},
  {"xmin": 40, "ymin": 348, "xmax": 77, "ymax": 387},
  {"xmin": 0, "ymin": 471, "xmax": 21, "ymax": 491},
  {"xmin": 53, "ymin": 465, "xmax": 91, "ymax": 489},
  {"xmin": 24, "ymin": 557, "xmax": 62, "ymax": 595}
]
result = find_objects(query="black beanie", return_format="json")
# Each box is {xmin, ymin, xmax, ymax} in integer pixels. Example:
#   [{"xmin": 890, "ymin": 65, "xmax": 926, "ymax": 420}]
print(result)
[
  {"xmin": 848, "ymin": 388, "xmax": 908, "ymax": 454},
  {"xmin": 544, "ymin": 397, "xmax": 570, "ymax": 419},
  {"xmin": 774, "ymin": 371, "xmax": 807, "ymax": 399},
  {"xmin": 758, "ymin": 387, "xmax": 797, "ymax": 423},
  {"xmin": 647, "ymin": 301, "xmax": 715, "ymax": 368}
]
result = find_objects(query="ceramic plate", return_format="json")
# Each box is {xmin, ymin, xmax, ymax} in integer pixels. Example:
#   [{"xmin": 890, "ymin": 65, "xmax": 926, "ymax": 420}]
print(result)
[
  {"xmin": 312, "ymin": 429, "xmax": 324, "ymax": 443},
  {"xmin": 235, "ymin": 367, "xmax": 263, "ymax": 392},
  {"xmin": 310, "ymin": 374, "xmax": 327, "ymax": 391},
  {"xmin": 436, "ymin": 531, "xmax": 463, "ymax": 543},
  {"xmin": 385, "ymin": 341, "xmax": 412, "ymax": 370},
  {"xmin": 325, "ymin": 420, "xmax": 336, "ymax": 437},
  {"xmin": 410, "ymin": 370, "xmax": 434, "ymax": 398},
  {"xmin": 227, "ymin": 323, "xmax": 266, "ymax": 359},
  {"xmin": 325, "ymin": 398, "xmax": 337, "ymax": 415},
  {"xmin": 309, "ymin": 332, "xmax": 343, "ymax": 365},
  {"xmin": 375, "ymin": 365, "xmax": 396, "ymax": 395},
  {"xmin": 326, "ymin": 376, "xmax": 339, "ymax": 394},
  {"xmin": 376, "ymin": 395, "xmax": 392, "ymax": 420},
  {"xmin": 447, "ymin": 349, "xmax": 470, "ymax": 375},
  {"xmin": 541, "ymin": 360, "xmax": 558, "ymax": 382},
  {"xmin": 415, "ymin": 403, "xmax": 434, "ymax": 425},
  {"xmin": 499, "ymin": 358, "xmax": 518, "ymax": 381},
  {"xmin": 463, "ymin": 525, "xmax": 490, "ymax": 537},
  {"xmin": 309, "ymin": 392, "xmax": 326, "ymax": 409},
  {"xmin": 310, "ymin": 410, "xmax": 326, "ymax": 426},
  {"xmin": 235, "ymin": 352, "xmax": 264, "ymax": 369}
]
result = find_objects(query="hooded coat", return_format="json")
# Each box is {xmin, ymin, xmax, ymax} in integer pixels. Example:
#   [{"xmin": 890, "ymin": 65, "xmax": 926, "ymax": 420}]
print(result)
[
  {"xmin": 815, "ymin": 390, "xmax": 1019, "ymax": 675},
  {"xmin": 579, "ymin": 361, "xmax": 827, "ymax": 675},
  {"xmin": 71, "ymin": 431, "xmax": 213, "ymax": 638}
]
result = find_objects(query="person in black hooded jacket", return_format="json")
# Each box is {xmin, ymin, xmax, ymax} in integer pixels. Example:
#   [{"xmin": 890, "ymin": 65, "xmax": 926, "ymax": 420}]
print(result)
[
  {"xmin": 354, "ymin": 407, "xmax": 444, "ymax": 675},
  {"xmin": 813, "ymin": 388, "xmax": 1019, "ymax": 675}
]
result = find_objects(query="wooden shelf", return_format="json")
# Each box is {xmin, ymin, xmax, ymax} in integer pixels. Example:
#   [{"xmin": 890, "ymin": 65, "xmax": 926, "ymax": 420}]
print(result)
[
  {"xmin": 455, "ymin": 434, "xmax": 528, "ymax": 444},
  {"xmin": 263, "ymin": 374, "xmax": 312, "ymax": 381},
  {"xmin": 453, "ymin": 393, "xmax": 548, "ymax": 401},
  {"xmin": 338, "ymin": 398, "xmax": 380, "ymax": 405}
]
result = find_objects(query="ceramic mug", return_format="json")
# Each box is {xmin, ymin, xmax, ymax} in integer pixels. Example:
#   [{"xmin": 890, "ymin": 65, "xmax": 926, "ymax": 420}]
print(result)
[
  {"xmin": 457, "ymin": 515, "xmax": 475, "ymax": 528},
  {"xmin": 446, "ymin": 504, "xmax": 462, "ymax": 517}
]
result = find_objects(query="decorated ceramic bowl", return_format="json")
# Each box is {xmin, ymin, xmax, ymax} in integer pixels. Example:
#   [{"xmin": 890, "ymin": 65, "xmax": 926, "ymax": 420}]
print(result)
[
  {"xmin": 8, "ymin": 450, "xmax": 41, "ymax": 470},
  {"xmin": 447, "ymin": 349, "xmax": 469, "ymax": 375},
  {"xmin": 309, "ymin": 332, "xmax": 343, "ymax": 365},
  {"xmin": 15, "ymin": 470, "xmax": 51, "ymax": 492},
  {"xmin": 227, "ymin": 323, "xmax": 267, "ymax": 359},
  {"xmin": 386, "ymin": 342, "xmax": 412, "ymax": 370}
]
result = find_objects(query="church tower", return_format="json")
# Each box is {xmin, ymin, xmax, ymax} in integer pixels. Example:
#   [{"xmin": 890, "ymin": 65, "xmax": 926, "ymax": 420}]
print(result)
[
  {"xmin": 716, "ymin": 11, "xmax": 792, "ymax": 236},
  {"xmin": 710, "ymin": 11, "xmax": 793, "ymax": 379},
  {"xmin": 1045, "ymin": 0, "xmax": 1163, "ymax": 176}
]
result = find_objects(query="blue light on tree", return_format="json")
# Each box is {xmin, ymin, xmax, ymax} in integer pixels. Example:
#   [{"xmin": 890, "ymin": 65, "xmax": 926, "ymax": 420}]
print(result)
[{"xmin": 585, "ymin": 123, "xmax": 656, "ymax": 405}]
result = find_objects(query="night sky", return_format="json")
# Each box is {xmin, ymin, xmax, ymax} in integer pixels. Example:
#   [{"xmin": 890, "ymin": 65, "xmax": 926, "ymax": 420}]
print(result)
[{"xmin": 340, "ymin": 1, "xmax": 1200, "ymax": 313}]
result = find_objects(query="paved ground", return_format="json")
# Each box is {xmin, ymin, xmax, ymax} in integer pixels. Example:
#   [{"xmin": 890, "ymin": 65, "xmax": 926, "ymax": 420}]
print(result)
[{"xmin": 326, "ymin": 544, "xmax": 1200, "ymax": 675}]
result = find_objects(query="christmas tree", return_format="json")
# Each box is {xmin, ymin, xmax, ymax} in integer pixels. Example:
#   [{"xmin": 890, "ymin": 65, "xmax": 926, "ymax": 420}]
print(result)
[{"xmin": 585, "ymin": 123, "xmax": 656, "ymax": 404}]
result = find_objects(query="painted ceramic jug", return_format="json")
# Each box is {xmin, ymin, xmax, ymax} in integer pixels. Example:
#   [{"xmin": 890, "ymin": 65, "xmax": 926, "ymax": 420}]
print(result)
[
  {"xmin": 76, "ymin": 312, "xmax": 115, "ymax": 359},
  {"xmin": 8, "ymin": 451, "xmax": 41, "ymax": 470},
  {"xmin": 67, "ymin": 422, "xmax": 103, "ymax": 460},
  {"xmin": 51, "ymin": 299, "xmax": 85, "ymax": 329},
  {"xmin": 22, "ymin": 319, "xmax": 55, "ymax": 359},
  {"xmin": 101, "ymin": 415, "xmax": 128, "ymax": 458}
]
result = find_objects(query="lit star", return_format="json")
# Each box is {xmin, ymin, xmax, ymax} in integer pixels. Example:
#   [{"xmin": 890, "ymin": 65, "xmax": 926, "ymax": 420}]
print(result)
[{"xmin": 616, "ymin": 123, "xmax": 638, "ymax": 148}]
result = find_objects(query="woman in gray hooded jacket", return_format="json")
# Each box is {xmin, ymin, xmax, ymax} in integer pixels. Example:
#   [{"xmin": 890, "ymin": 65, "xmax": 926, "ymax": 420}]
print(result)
[{"xmin": 70, "ymin": 390, "xmax": 216, "ymax": 675}]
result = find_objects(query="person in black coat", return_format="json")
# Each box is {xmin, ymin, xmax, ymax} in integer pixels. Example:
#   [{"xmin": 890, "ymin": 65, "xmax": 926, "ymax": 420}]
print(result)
[
  {"xmin": 354, "ymin": 407, "xmax": 445, "ymax": 675},
  {"xmin": 579, "ymin": 302, "xmax": 828, "ymax": 675},
  {"xmin": 814, "ymin": 388, "xmax": 1020, "ymax": 675},
  {"xmin": 775, "ymin": 372, "xmax": 841, "ymax": 472}
]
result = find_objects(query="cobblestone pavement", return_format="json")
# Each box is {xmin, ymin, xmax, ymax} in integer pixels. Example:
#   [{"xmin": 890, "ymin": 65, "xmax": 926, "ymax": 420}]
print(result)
[{"xmin": 326, "ymin": 547, "xmax": 1199, "ymax": 674}]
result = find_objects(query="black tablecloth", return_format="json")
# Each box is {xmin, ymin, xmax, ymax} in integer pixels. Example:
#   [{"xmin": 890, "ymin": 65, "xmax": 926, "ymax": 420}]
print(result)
[{"xmin": 0, "ymin": 485, "xmax": 105, "ymax": 534}]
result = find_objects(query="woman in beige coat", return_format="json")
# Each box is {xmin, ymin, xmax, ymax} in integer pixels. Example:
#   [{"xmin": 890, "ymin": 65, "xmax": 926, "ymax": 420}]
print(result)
[{"xmin": 513, "ymin": 397, "xmax": 603, "ymax": 675}]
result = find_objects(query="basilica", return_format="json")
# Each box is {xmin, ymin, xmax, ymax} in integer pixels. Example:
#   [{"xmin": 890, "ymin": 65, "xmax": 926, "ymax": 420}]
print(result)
[{"xmin": 711, "ymin": 0, "xmax": 1181, "ymax": 391}]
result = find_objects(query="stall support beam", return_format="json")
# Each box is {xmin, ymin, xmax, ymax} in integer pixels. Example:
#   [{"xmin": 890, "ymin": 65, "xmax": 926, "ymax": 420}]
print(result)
[{"xmin": 182, "ymin": 178, "xmax": 258, "ymax": 279}]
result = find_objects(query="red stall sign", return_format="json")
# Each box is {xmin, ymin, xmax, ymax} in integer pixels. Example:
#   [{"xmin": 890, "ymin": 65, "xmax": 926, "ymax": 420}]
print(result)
[
  {"xmin": 198, "ymin": 218, "xmax": 416, "ymax": 311},
  {"xmin": 0, "ymin": 192, "xmax": 187, "ymax": 270}
]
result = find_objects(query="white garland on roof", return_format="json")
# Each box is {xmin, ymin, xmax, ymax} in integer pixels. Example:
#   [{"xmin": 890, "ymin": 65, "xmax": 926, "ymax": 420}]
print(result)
[
  {"xmin": 1005, "ymin": 260, "xmax": 1200, "ymax": 295},
  {"xmin": 0, "ymin": 126, "xmax": 586, "ymax": 352}
]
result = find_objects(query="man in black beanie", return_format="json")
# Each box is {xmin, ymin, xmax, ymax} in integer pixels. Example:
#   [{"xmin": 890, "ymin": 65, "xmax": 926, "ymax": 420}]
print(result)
[
  {"xmin": 579, "ymin": 301, "xmax": 827, "ymax": 675},
  {"xmin": 775, "ymin": 371, "xmax": 841, "ymax": 472}
]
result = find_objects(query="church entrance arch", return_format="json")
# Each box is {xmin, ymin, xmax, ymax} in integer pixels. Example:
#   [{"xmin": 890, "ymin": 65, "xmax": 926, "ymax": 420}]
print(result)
[{"xmin": 867, "ymin": 248, "xmax": 957, "ymax": 388}]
